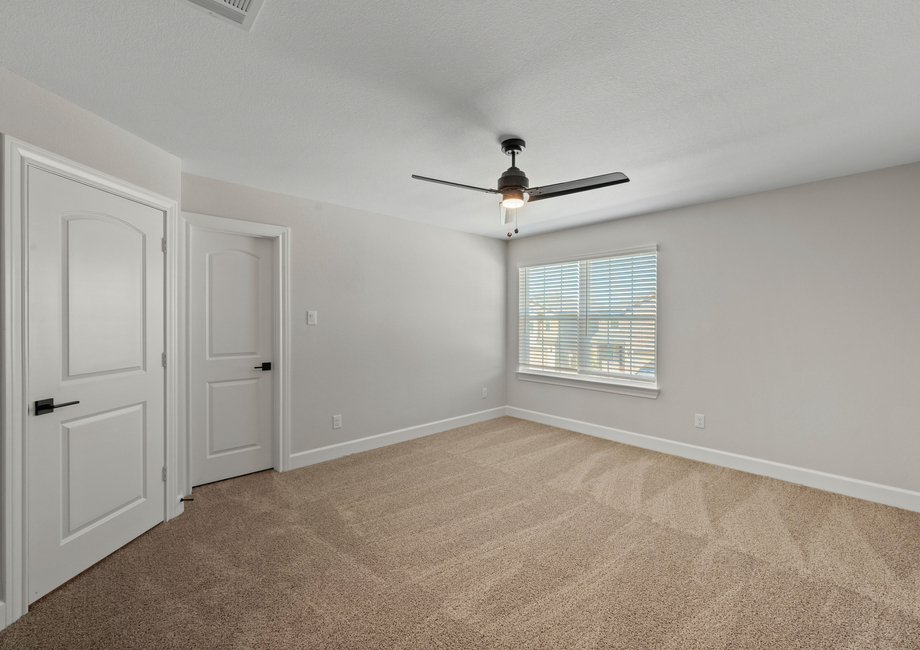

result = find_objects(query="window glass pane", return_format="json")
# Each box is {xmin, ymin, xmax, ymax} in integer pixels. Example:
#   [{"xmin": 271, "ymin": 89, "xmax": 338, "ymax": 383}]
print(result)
[
  {"xmin": 520, "ymin": 262, "xmax": 579, "ymax": 371},
  {"xmin": 582, "ymin": 254, "xmax": 657, "ymax": 379}
]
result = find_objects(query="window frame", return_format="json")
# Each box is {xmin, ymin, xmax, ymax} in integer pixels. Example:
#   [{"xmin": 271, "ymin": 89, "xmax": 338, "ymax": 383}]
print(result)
[{"xmin": 515, "ymin": 245, "xmax": 659, "ymax": 399}]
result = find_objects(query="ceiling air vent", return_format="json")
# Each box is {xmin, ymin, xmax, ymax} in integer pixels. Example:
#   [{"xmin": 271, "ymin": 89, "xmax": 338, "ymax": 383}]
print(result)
[{"xmin": 178, "ymin": 0, "xmax": 266, "ymax": 31}]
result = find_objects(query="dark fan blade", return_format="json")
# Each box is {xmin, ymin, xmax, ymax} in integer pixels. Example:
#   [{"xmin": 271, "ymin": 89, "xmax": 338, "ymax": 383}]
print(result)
[
  {"xmin": 412, "ymin": 175, "xmax": 500, "ymax": 195},
  {"xmin": 526, "ymin": 172, "xmax": 629, "ymax": 202}
]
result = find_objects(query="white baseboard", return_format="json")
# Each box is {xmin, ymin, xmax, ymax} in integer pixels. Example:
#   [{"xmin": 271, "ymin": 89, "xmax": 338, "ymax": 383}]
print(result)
[
  {"xmin": 288, "ymin": 407, "xmax": 508, "ymax": 471},
  {"xmin": 506, "ymin": 407, "xmax": 920, "ymax": 514}
]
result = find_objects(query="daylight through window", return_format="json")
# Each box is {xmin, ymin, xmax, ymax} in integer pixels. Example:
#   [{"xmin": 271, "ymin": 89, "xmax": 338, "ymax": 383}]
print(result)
[{"xmin": 518, "ymin": 249, "xmax": 657, "ymax": 384}]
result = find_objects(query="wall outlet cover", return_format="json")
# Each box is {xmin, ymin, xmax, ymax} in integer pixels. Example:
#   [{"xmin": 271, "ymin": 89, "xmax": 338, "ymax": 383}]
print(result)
[
  {"xmin": 333, "ymin": 414, "xmax": 342, "ymax": 429},
  {"xmin": 695, "ymin": 414, "xmax": 705, "ymax": 429}
]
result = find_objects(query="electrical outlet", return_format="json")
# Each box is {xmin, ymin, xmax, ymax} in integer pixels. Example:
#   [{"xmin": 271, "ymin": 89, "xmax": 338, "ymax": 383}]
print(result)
[
  {"xmin": 307, "ymin": 311, "xmax": 318, "ymax": 325},
  {"xmin": 694, "ymin": 414, "xmax": 705, "ymax": 429},
  {"xmin": 333, "ymin": 414, "xmax": 342, "ymax": 429},
  {"xmin": 482, "ymin": 387, "xmax": 488, "ymax": 399}
]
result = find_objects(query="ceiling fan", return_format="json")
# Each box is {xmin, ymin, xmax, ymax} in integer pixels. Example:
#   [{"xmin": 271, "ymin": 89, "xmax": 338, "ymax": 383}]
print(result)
[{"xmin": 412, "ymin": 138, "xmax": 630, "ymax": 237}]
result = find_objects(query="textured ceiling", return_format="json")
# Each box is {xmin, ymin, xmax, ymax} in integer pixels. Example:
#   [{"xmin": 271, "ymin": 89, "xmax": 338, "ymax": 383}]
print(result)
[{"xmin": 1, "ymin": 0, "xmax": 919, "ymax": 238}]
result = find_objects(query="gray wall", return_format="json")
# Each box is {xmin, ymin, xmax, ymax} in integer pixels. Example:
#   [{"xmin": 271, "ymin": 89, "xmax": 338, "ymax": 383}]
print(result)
[
  {"xmin": 507, "ymin": 161, "xmax": 920, "ymax": 493},
  {"xmin": 182, "ymin": 173, "xmax": 507, "ymax": 455},
  {"xmin": 0, "ymin": 66, "xmax": 180, "ymax": 201}
]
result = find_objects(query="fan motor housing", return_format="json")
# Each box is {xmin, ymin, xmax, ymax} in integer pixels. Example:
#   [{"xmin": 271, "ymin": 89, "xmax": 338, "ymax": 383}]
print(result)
[{"xmin": 497, "ymin": 166, "xmax": 529, "ymax": 192}]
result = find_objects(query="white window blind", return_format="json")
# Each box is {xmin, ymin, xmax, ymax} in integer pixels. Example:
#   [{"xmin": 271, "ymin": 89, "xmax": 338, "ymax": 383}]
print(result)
[{"xmin": 519, "ymin": 250, "xmax": 657, "ymax": 383}]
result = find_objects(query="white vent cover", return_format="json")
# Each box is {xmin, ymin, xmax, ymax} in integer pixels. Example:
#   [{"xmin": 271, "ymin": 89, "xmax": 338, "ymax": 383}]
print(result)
[{"xmin": 178, "ymin": 0, "xmax": 266, "ymax": 31}]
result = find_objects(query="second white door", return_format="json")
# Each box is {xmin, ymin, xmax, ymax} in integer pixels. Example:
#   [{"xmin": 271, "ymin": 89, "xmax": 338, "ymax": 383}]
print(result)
[{"xmin": 190, "ymin": 228, "xmax": 274, "ymax": 486}]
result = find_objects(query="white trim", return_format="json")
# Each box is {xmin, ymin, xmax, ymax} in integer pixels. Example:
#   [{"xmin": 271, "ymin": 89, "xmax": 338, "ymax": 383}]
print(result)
[
  {"xmin": 515, "ymin": 370, "xmax": 659, "ymax": 398},
  {"xmin": 164, "ymin": 183, "xmax": 182, "ymax": 523},
  {"xmin": 1, "ymin": 135, "xmax": 179, "ymax": 629},
  {"xmin": 506, "ymin": 407, "xmax": 920, "ymax": 514},
  {"xmin": 516, "ymin": 244, "xmax": 658, "ymax": 269},
  {"xmin": 289, "ymin": 407, "xmax": 507, "ymax": 471},
  {"xmin": 0, "ymin": 134, "xmax": 24, "ymax": 629},
  {"xmin": 180, "ymin": 212, "xmax": 292, "ymax": 491}
]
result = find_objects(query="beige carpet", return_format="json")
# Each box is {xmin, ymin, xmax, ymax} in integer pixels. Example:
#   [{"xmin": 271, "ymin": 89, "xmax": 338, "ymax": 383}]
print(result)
[{"xmin": 2, "ymin": 416, "xmax": 919, "ymax": 649}]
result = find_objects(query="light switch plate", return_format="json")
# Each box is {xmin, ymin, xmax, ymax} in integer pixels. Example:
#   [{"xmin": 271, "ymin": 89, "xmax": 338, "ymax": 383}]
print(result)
[{"xmin": 307, "ymin": 311, "xmax": 317, "ymax": 325}]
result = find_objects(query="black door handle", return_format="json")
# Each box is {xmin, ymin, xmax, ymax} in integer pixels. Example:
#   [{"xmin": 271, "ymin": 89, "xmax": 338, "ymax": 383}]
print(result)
[
  {"xmin": 254, "ymin": 362, "xmax": 272, "ymax": 371},
  {"xmin": 34, "ymin": 398, "xmax": 80, "ymax": 416}
]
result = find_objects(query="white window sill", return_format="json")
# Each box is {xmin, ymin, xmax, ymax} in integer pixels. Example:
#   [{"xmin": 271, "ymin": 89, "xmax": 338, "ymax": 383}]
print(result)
[{"xmin": 515, "ymin": 369, "xmax": 660, "ymax": 399}]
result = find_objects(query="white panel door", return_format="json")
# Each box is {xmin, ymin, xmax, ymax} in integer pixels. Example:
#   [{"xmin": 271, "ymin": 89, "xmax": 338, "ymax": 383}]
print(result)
[
  {"xmin": 28, "ymin": 168, "xmax": 165, "ymax": 602},
  {"xmin": 190, "ymin": 229, "xmax": 273, "ymax": 486}
]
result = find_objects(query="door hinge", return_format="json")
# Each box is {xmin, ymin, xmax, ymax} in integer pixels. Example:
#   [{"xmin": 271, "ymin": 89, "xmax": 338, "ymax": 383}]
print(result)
[
  {"xmin": 161, "ymin": 238, "xmax": 167, "ymax": 253},
  {"xmin": 162, "ymin": 467, "xmax": 167, "ymax": 482},
  {"xmin": 161, "ymin": 352, "xmax": 167, "ymax": 367}
]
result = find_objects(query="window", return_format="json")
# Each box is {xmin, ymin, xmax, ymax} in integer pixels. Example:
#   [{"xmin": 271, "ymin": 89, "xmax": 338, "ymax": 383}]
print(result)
[{"xmin": 517, "ymin": 247, "xmax": 658, "ymax": 397}]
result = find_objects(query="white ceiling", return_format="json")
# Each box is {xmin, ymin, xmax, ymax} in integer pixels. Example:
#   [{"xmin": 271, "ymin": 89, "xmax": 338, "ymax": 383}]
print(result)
[{"xmin": 1, "ymin": 0, "xmax": 919, "ymax": 238}]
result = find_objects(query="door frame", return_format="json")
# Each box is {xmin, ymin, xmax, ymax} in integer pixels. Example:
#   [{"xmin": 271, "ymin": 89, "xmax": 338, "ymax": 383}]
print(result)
[
  {"xmin": 0, "ymin": 136, "xmax": 181, "ymax": 628},
  {"xmin": 179, "ymin": 212, "xmax": 292, "ymax": 494}
]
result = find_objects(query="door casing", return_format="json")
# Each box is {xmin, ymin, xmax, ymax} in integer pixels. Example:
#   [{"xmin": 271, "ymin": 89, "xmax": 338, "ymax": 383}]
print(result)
[
  {"xmin": 0, "ymin": 136, "xmax": 181, "ymax": 629},
  {"xmin": 179, "ymin": 212, "xmax": 292, "ymax": 496}
]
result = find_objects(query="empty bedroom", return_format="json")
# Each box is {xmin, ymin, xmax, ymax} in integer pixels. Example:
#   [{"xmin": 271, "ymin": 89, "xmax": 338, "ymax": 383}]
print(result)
[{"xmin": 1, "ymin": 0, "xmax": 919, "ymax": 647}]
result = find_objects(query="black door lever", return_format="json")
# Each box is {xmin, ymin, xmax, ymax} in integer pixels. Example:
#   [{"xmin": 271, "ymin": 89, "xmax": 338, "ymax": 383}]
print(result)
[
  {"xmin": 34, "ymin": 398, "xmax": 80, "ymax": 416},
  {"xmin": 254, "ymin": 362, "xmax": 272, "ymax": 371}
]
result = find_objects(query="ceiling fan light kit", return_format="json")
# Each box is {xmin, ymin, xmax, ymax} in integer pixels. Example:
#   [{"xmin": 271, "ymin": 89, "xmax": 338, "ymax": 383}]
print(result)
[
  {"xmin": 500, "ymin": 189, "xmax": 525, "ymax": 209},
  {"xmin": 412, "ymin": 138, "xmax": 630, "ymax": 237}
]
